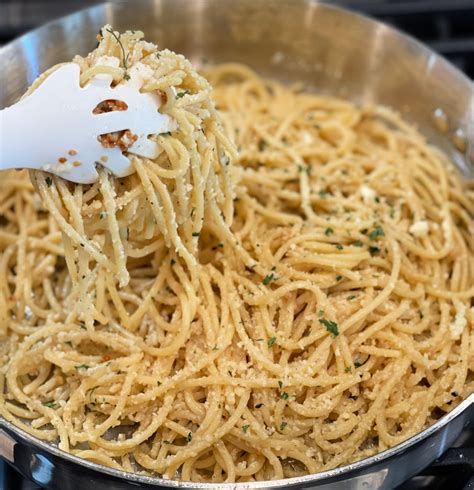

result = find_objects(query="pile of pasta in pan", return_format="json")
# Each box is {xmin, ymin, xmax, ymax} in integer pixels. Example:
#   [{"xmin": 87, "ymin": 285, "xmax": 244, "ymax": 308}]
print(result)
[{"xmin": 0, "ymin": 26, "xmax": 472, "ymax": 483}]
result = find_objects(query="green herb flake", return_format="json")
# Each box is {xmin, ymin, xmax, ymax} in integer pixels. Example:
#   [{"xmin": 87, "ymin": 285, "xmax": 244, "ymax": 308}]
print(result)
[
  {"xmin": 45, "ymin": 176, "xmax": 53, "ymax": 187},
  {"xmin": 267, "ymin": 336, "xmax": 277, "ymax": 347},
  {"xmin": 336, "ymin": 275, "xmax": 343, "ymax": 281},
  {"xmin": 43, "ymin": 401, "xmax": 57, "ymax": 408},
  {"xmin": 212, "ymin": 344, "xmax": 219, "ymax": 351},
  {"xmin": 352, "ymin": 240, "xmax": 363, "ymax": 247},
  {"xmin": 258, "ymin": 139, "xmax": 267, "ymax": 151},
  {"xmin": 176, "ymin": 90, "xmax": 190, "ymax": 99},
  {"xmin": 280, "ymin": 421, "xmax": 288, "ymax": 430},
  {"xmin": 335, "ymin": 244, "xmax": 344, "ymax": 250},
  {"xmin": 345, "ymin": 366, "xmax": 352, "ymax": 373},
  {"xmin": 280, "ymin": 391, "xmax": 289, "ymax": 400},
  {"xmin": 347, "ymin": 295, "xmax": 356, "ymax": 300},
  {"xmin": 278, "ymin": 380, "xmax": 283, "ymax": 389},
  {"xmin": 242, "ymin": 424, "xmax": 250, "ymax": 433},
  {"xmin": 318, "ymin": 189, "xmax": 328, "ymax": 198},
  {"xmin": 369, "ymin": 225, "xmax": 385, "ymax": 241},
  {"xmin": 192, "ymin": 232, "xmax": 201, "ymax": 237},
  {"xmin": 186, "ymin": 432, "xmax": 193, "ymax": 443},
  {"xmin": 75, "ymin": 364, "xmax": 90, "ymax": 370},
  {"xmin": 319, "ymin": 318, "xmax": 339, "ymax": 338},
  {"xmin": 123, "ymin": 72, "xmax": 130, "ymax": 81},
  {"xmin": 325, "ymin": 227, "xmax": 334, "ymax": 236},
  {"xmin": 262, "ymin": 273, "xmax": 275, "ymax": 285}
]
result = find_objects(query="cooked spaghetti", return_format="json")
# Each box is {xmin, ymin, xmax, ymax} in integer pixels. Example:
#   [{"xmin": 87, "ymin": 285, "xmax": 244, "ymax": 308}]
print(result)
[{"xmin": 0, "ymin": 27, "xmax": 473, "ymax": 483}]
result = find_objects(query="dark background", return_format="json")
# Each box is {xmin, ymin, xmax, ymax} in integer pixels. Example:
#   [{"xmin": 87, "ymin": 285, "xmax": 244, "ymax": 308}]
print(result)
[{"xmin": 0, "ymin": 0, "xmax": 473, "ymax": 78}]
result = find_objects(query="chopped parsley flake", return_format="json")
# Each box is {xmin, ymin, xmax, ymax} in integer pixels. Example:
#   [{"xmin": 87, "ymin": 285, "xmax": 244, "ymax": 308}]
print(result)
[
  {"xmin": 280, "ymin": 421, "xmax": 288, "ymax": 430},
  {"xmin": 352, "ymin": 240, "xmax": 363, "ymax": 247},
  {"xmin": 262, "ymin": 272, "xmax": 275, "ymax": 285},
  {"xmin": 319, "ymin": 318, "xmax": 339, "ymax": 338},
  {"xmin": 280, "ymin": 391, "xmax": 289, "ymax": 400},
  {"xmin": 75, "ymin": 364, "xmax": 90, "ymax": 370},
  {"xmin": 318, "ymin": 189, "xmax": 329, "ymax": 198},
  {"xmin": 242, "ymin": 424, "xmax": 250, "ymax": 433},
  {"xmin": 336, "ymin": 275, "xmax": 343, "ymax": 281},
  {"xmin": 186, "ymin": 432, "xmax": 192, "ymax": 443},
  {"xmin": 325, "ymin": 227, "xmax": 334, "ymax": 236},
  {"xmin": 258, "ymin": 139, "xmax": 267, "ymax": 151},
  {"xmin": 335, "ymin": 244, "xmax": 344, "ymax": 250},
  {"xmin": 345, "ymin": 366, "xmax": 352, "ymax": 373},
  {"xmin": 267, "ymin": 336, "xmax": 277, "ymax": 347},
  {"xmin": 192, "ymin": 232, "xmax": 201, "ymax": 237},
  {"xmin": 176, "ymin": 90, "xmax": 190, "ymax": 98},
  {"xmin": 369, "ymin": 225, "xmax": 385, "ymax": 241},
  {"xmin": 43, "ymin": 401, "xmax": 57, "ymax": 408},
  {"xmin": 45, "ymin": 176, "xmax": 53, "ymax": 187},
  {"xmin": 297, "ymin": 164, "xmax": 311, "ymax": 174}
]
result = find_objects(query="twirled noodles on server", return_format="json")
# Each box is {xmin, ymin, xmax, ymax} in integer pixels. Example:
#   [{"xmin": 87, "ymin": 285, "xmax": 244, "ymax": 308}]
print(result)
[{"xmin": 0, "ymin": 27, "xmax": 472, "ymax": 483}]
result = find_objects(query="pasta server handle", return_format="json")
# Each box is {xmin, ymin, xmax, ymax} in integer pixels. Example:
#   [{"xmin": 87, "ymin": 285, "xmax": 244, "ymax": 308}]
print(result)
[{"xmin": 0, "ymin": 63, "xmax": 177, "ymax": 184}]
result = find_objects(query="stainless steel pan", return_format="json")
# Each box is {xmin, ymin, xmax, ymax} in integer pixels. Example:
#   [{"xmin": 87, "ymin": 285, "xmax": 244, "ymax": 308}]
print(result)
[{"xmin": 0, "ymin": 1, "xmax": 472, "ymax": 489}]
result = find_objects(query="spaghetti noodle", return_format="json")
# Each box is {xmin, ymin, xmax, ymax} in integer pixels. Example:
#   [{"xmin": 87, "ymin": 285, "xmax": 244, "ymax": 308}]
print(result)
[{"xmin": 0, "ymin": 27, "xmax": 473, "ymax": 483}]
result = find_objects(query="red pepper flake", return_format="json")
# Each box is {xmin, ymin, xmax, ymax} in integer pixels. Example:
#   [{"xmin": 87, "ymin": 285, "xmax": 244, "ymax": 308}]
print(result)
[{"xmin": 101, "ymin": 355, "xmax": 110, "ymax": 362}]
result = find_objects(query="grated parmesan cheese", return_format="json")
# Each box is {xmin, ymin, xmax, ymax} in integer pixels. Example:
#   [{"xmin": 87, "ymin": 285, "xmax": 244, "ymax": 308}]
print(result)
[
  {"xmin": 449, "ymin": 301, "xmax": 467, "ymax": 340},
  {"xmin": 409, "ymin": 220, "xmax": 429, "ymax": 237},
  {"xmin": 360, "ymin": 185, "xmax": 376, "ymax": 205}
]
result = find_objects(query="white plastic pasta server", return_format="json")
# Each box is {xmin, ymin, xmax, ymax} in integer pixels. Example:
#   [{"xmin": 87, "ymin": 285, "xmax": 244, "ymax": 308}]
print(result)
[{"xmin": 0, "ymin": 63, "xmax": 176, "ymax": 184}]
